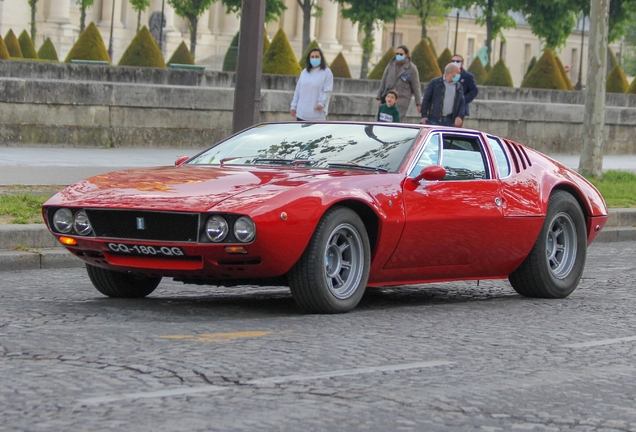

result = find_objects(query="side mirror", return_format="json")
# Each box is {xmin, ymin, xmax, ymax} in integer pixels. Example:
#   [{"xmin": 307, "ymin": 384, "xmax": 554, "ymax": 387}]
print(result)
[
  {"xmin": 412, "ymin": 165, "xmax": 446, "ymax": 183},
  {"xmin": 175, "ymin": 156, "xmax": 190, "ymax": 166}
]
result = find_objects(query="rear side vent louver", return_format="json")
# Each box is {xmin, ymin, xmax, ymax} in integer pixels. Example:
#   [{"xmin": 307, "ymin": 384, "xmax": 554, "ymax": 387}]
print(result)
[{"xmin": 503, "ymin": 139, "xmax": 532, "ymax": 173}]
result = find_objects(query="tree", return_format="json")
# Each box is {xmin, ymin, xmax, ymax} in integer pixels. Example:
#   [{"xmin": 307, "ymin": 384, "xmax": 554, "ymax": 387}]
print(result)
[
  {"xmin": 447, "ymin": 0, "xmax": 516, "ymax": 65},
  {"xmin": 222, "ymin": 0, "xmax": 287, "ymax": 24},
  {"xmin": 168, "ymin": 0, "xmax": 215, "ymax": 57},
  {"xmin": 76, "ymin": 0, "xmax": 94, "ymax": 33},
  {"xmin": 130, "ymin": 0, "xmax": 151, "ymax": 32},
  {"xmin": 407, "ymin": 0, "xmax": 449, "ymax": 39},
  {"xmin": 335, "ymin": 0, "xmax": 396, "ymax": 79},
  {"xmin": 28, "ymin": 0, "xmax": 38, "ymax": 42},
  {"xmin": 518, "ymin": 0, "xmax": 579, "ymax": 49}
]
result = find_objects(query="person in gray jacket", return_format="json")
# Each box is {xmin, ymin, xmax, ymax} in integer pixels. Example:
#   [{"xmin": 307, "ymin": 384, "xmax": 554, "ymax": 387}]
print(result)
[
  {"xmin": 420, "ymin": 63, "xmax": 465, "ymax": 127},
  {"xmin": 376, "ymin": 45, "xmax": 422, "ymax": 121}
]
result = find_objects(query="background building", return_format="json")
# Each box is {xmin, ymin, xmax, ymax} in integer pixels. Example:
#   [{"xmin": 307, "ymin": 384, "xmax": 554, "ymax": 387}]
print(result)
[{"xmin": 0, "ymin": 0, "xmax": 620, "ymax": 86}]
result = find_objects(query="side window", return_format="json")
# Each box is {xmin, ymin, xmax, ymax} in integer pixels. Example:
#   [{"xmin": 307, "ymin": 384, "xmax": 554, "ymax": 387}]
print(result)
[
  {"xmin": 440, "ymin": 135, "xmax": 489, "ymax": 180},
  {"xmin": 487, "ymin": 136, "xmax": 511, "ymax": 178},
  {"xmin": 409, "ymin": 133, "xmax": 440, "ymax": 176}
]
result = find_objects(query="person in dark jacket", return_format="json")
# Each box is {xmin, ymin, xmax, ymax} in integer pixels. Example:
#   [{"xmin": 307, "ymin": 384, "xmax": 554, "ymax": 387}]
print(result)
[
  {"xmin": 420, "ymin": 63, "xmax": 466, "ymax": 127},
  {"xmin": 452, "ymin": 54, "xmax": 478, "ymax": 116}
]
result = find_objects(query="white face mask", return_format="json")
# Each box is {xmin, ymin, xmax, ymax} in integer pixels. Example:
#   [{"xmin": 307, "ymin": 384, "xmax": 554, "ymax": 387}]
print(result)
[{"xmin": 452, "ymin": 61, "xmax": 462, "ymax": 67}]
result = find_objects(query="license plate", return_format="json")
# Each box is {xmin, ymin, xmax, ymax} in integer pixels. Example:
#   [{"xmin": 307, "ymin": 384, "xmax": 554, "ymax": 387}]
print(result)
[{"xmin": 107, "ymin": 243, "xmax": 186, "ymax": 257}]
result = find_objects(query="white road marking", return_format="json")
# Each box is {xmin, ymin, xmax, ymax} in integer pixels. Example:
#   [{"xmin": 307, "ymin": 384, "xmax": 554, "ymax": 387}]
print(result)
[
  {"xmin": 76, "ymin": 360, "xmax": 453, "ymax": 407},
  {"xmin": 563, "ymin": 336, "xmax": 636, "ymax": 348}
]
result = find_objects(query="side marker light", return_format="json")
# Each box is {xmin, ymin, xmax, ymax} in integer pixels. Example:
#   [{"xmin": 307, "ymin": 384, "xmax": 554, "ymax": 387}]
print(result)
[
  {"xmin": 59, "ymin": 236, "xmax": 77, "ymax": 246},
  {"xmin": 225, "ymin": 246, "xmax": 248, "ymax": 254}
]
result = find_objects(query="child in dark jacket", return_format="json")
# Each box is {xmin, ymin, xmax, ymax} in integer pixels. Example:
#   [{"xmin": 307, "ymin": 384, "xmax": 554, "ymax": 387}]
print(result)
[{"xmin": 377, "ymin": 90, "xmax": 400, "ymax": 123}]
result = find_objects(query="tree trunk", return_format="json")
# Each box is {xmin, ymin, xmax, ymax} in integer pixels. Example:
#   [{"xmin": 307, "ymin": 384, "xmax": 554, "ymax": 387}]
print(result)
[
  {"xmin": 359, "ymin": 21, "xmax": 374, "ymax": 79},
  {"xmin": 579, "ymin": 0, "xmax": 609, "ymax": 179},
  {"xmin": 302, "ymin": 0, "xmax": 312, "ymax": 53},
  {"xmin": 189, "ymin": 16, "xmax": 198, "ymax": 58},
  {"xmin": 80, "ymin": 6, "xmax": 86, "ymax": 33},
  {"xmin": 137, "ymin": 10, "xmax": 141, "ymax": 32},
  {"xmin": 30, "ymin": 1, "xmax": 37, "ymax": 43},
  {"xmin": 485, "ymin": 0, "xmax": 494, "ymax": 66}
]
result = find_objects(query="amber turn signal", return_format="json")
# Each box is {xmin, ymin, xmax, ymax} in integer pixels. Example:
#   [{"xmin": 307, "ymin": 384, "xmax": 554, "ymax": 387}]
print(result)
[
  {"xmin": 59, "ymin": 236, "xmax": 77, "ymax": 246},
  {"xmin": 224, "ymin": 246, "xmax": 248, "ymax": 254}
]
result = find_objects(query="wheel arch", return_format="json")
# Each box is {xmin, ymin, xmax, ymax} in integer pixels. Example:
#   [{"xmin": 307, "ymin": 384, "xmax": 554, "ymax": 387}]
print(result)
[
  {"xmin": 549, "ymin": 184, "xmax": 590, "ymax": 221},
  {"xmin": 326, "ymin": 199, "xmax": 379, "ymax": 255}
]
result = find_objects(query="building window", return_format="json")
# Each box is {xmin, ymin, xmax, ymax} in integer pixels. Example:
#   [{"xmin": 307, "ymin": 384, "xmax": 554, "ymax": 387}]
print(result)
[
  {"xmin": 467, "ymin": 38, "xmax": 474, "ymax": 66},
  {"xmin": 571, "ymin": 48, "xmax": 579, "ymax": 81},
  {"xmin": 523, "ymin": 43, "xmax": 532, "ymax": 76},
  {"xmin": 389, "ymin": 32, "xmax": 403, "ymax": 48}
]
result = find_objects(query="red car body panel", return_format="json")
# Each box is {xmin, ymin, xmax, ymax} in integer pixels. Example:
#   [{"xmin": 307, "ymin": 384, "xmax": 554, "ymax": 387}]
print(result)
[{"xmin": 42, "ymin": 124, "xmax": 608, "ymax": 288}]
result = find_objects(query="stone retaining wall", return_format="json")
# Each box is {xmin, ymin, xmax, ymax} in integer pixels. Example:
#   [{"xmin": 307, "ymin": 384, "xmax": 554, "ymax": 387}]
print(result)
[{"xmin": 1, "ymin": 60, "xmax": 635, "ymax": 153}]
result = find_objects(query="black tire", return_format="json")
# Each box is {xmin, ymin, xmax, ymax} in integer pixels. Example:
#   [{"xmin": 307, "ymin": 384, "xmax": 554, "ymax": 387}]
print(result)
[
  {"xmin": 86, "ymin": 264, "xmax": 161, "ymax": 298},
  {"xmin": 509, "ymin": 190, "xmax": 587, "ymax": 298},
  {"xmin": 288, "ymin": 207, "xmax": 371, "ymax": 313}
]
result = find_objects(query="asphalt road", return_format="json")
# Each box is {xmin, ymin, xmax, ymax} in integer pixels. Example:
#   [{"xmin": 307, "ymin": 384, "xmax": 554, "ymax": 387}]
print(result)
[{"xmin": 2, "ymin": 241, "xmax": 636, "ymax": 431}]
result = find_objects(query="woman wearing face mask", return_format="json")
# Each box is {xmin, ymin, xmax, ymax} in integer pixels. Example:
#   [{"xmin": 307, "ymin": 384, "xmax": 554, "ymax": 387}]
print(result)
[
  {"xmin": 290, "ymin": 48, "xmax": 334, "ymax": 121},
  {"xmin": 376, "ymin": 45, "xmax": 422, "ymax": 122}
]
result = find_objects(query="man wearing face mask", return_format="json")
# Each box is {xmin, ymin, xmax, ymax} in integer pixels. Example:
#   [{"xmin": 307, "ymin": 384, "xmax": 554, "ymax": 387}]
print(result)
[
  {"xmin": 376, "ymin": 45, "xmax": 422, "ymax": 122},
  {"xmin": 420, "ymin": 63, "xmax": 465, "ymax": 127},
  {"xmin": 451, "ymin": 54, "xmax": 478, "ymax": 117}
]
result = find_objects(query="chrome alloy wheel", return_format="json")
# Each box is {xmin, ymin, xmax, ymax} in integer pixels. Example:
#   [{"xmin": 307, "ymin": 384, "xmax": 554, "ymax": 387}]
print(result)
[
  {"xmin": 545, "ymin": 211, "xmax": 577, "ymax": 279},
  {"xmin": 323, "ymin": 223, "xmax": 365, "ymax": 299}
]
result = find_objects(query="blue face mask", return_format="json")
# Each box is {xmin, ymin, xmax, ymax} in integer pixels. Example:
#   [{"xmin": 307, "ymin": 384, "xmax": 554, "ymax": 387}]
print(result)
[
  {"xmin": 396, "ymin": 54, "xmax": 405, "ymax": 62},
  {"xmin": 310, "ymin": 58, "xmax": 321, "ymax": 67},
  {"xmin": 452, "ymin": 73, "xmax": 461, "ymax": 82}
]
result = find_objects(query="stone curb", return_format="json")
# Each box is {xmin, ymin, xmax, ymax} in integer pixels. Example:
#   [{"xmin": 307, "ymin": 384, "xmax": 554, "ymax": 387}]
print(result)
[{"xmin": 1, "ymin": 212, "xmax": 635, "ymax": 271}]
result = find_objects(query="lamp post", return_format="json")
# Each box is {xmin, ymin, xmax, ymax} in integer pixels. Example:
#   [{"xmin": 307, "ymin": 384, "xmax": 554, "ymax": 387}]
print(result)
[
  {"xmin": 453, "ymin": 10, "xmax": 459, "ymax": 53},
  {"xmin": 392, "ymin": 0, "xmax": 397, "ymax": 47},
  {"xmin": 108, "ymin": 0, "xmax": 116, "ymax": 61},
  {"xmin": 575, "ymin": 13, "xmax": 585, "ymax": 91},
  {"xmin": 159, "ymin": 0, "xmax": 166, "ymax": 52}
]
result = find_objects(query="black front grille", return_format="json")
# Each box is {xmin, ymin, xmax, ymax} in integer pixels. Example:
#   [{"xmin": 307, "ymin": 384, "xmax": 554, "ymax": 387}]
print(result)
[{"xmin": 86, "ymin": 209, "xmax": 199, "ymax": 242}]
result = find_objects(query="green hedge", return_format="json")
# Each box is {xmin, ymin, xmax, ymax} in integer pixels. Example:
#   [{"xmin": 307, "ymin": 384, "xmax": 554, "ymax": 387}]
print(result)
[
  {"xmin": 4, "ymin": 30, "xmax": 23, "ymax": 58},
  {"xmin": 411, "ymin": 38, "xmax": 441, "ymax": 82},
  {"xmin": 65, "ymin": 22, "xmax": 110, "ymax": 63},
  {"xmin": 554, "ymin": 56, "xmax": 574, "ymax": 90},
  {"xmin": 168, "ymin": 41, "xmax": 194, "ymax": 65},
  {"xmin": 467, "ymin": 57, "xmax": 487, "ymax": 84},
  {"xmin": 330, "ymin": 52, "xmax": 351, "ymax": 78},
  {"xmin": 262, "ymin": 28, "xmax": 301, "ymax": 75},
  {"xmin": 606, "ymin": 64, "xmax": 629, "ymax": 93},
  {"xmin": 520, "ymin": 48, "xmax": 567, "ymax": 90},
  {"xmin": 437, "ymin": 48, "xmax": 453, "ymax": 74},
  {"xmin": 0, "ymin": 34, "xmax": 10, "ymax": 60},
  {"xmin": 483, "ymin": 59, "xmax": 513, "ymax": 87},
  {"xmin": 118, "ymin": 26, "xmax": 166, "ymax": 68},
  {"xmin": 37, "ymin": 37, "xmax": 59, "ymax": 61},
  {"xmin": 367, "ymin": 47, "xmax": 395, "ymax": 80}
]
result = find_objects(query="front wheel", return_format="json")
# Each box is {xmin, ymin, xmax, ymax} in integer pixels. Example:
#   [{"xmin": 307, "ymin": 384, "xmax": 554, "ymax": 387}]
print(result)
[
  {"xmin": 288, "ymin": 207, "xmax": 371, "ymax": 313},
  {"xmin": 509, "ymin": 190, "xmax": 587, "ymax": 298},
  {"xmin": 86, "ymin": 264, "xmax": 162, "ymax": 298}
]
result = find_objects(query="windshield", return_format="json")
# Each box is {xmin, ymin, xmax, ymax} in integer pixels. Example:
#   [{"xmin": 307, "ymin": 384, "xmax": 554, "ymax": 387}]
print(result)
[{"xmin": 187, "ymin": 123, "xmax": 421, "ymax": 173}]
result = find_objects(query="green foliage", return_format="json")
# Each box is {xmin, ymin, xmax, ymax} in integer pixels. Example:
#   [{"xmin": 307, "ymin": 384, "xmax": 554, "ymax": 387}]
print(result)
[
  {"xmin": 330, "ymin": 52, "xmax": 351, "ymax": 78},
  {"xmin": 129, "ymin": 0, "xmax": 150, "ymax": 12},
  {"xmin": 262, "ymin": 28, "xmax": 302, "ymax": 75},
  {"xmin": 168, "ymin": 41, "xmax": 194, "ymax": 65},
  {"xmin": 299, "ymin": 39, "xmax": 320, "ymax": 68},
  {"xmin": 608, "ymin": 47, "xmax": 619, "ymax": 71},
  {"xmin": 406, "ymin": 0, "xmax": 449, "ymax": 40},
  {"xmin": 587, "ymin": 170, "xmax": 636, "ymax": 208},
  {"xmin": 367, "ymin": 47, "xmax": 395, "ymax": 80},
  {"xmin": 76, "ymin": 0, "xmax": 94, "ymax": 32},
  {"xmin": 519, "ymin": 1, "xmax": 577, "ymax": 49},
  {"xmin": 0, "ymin": 35, "xmax": 10, "ymax": 60},
  {"xmin": 118, "ymin": 26, "xmax": 166, "ymax": 68},
  {"xmin": 426, "ymin": 37, "xmax": 437, "ymax": 57},
  {"xmin": 606, "ymin": 64, "xmax": 629, "ymax": 93},
  {"xmin": 525, "ymin": 56, "xmax": 537, "ymax": 78},
  {"xmin": 4, "ymin": 30, "xmax": 23, "ymax": 58},
  {"xmin": 411, "ymin": 38, "xmax": 441, "ymax": 82},
  {"xmin": 37, "ymin": 37, "xmax": 59, "ymax": 61},
  {"xmin": 437, "ymin": 47, "xmax": 452, "ymax": 72},
  {"xmin": 484, "ymin": 62, "xmax": 492, "ymax": 73},
  {"xmin": 520, "ymin": 48, "xmax": 567, "ymax": 90},
  {"xmin": 222, "ymin": 0, "xmax": 287, "ymax": 23},
  {"xmin": 554, "ymin": 56, "xmax": 574, "ymax": 90},
  {"xmin": 18, "ymin": 30, "xmax": 38, "ymax": 59},
  {"xmin": 628, "ymin": 76, "xmax": 636, "ymax": 94},
  {"xmin": 168, "ymin": 0, "xmax": 215, "ymax": 19},
  {"xmin": 222, "ymin": 32, "xmax": 239, "ymax": 72},
  {"xmin": 467, "ymin": 56, "xmax": 487, "ymax": 84},
  {"xmin": 64, "ymin": 22, "xmax": 110, "ymax": 63},
  {"xmin": 263, "ymin": 31, "xmax": 270, "ymax": 54},
  {"xmin": 483, "ymin": 58, "xmax": 513, "ymax": 87},
  {"xmin": 0, "ymin": 194, "xmax": 48, "ymax": 224}
]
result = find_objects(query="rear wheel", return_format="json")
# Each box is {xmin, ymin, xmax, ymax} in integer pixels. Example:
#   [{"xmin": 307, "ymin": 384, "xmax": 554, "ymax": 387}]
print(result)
[
  {"xmin": 86, "ymin": 264, "xmax": 161, "ymax": 298},
  {"xmin": 288, "ymin": 207, "xmax": 370, "ymax": 313},
  {"xmin": 509, "ymin": 190, "xmax": 587, "ymax": 298}
]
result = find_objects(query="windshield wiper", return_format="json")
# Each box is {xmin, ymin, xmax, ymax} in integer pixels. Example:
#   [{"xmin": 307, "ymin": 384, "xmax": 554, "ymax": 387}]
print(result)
[
  {"xmin": 327, "ymin": 162, "xmax": 388, "ymax": 173},
  {"xmin": 252, "ymin": 158, "xmax": 313, "ymax": 166}
]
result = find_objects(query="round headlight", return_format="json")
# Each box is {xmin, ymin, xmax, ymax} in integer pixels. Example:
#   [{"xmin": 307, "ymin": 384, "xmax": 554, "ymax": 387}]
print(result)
[
  {"xmin": 234, "ymin": 216, "xmax": 256, "ymax": 243},
  {"xmin": 52, "ymin": 208, "xmax": 73, "ymax": 234},
  {"xmin": 206, "ymin": 215, "xmax": 228, "ymax": 242},
  {"xmin": 73, "ymin": 211, "xmax": 92, "ymax": 236}
]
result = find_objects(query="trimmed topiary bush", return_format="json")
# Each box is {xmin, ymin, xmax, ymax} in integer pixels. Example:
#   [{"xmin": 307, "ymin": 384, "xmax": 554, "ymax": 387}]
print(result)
[
  {"xmin": 525, "ymin": 56, "xmax": 537, "ymax": 78},
  {"xmin": 606, "ymin": 64, "xmax": 629, "ymax": 93},
  {"xmin": 262, "ymin": 28, "xmax": 301, "ymax": 75},
  {"xmin": 168, "ymin": 41, "xmax": 194, "ymax": 65},
  {"xmin": 37, "ymin": 37, "xmax": 59, "ymax": 61},
  {"xmin": 554, "ymin": 56, "xmax": 574, "ymax": 90},
  {"xmin": 222, "ymin": 32, "xmax": 239, "ymax": 72},
  {"xmin": 467, "ymin": 57, "xmax": 487, "ymax": 84},
  {"xmin": 411, "ymin": 38, "xmax": 441, "ymax": 82},
  {"xmin": 18, "ymin": 30, "xmax": 38, "ymax": 59},
  {"xmin": 118, "ymin": 26, "xmax": 166, "ymax": 68},
  {"xmin": 628, "ymin": 77, "xmax": 636, "ymax": 94},
  {"xmin": 263, "ymin": 32, "xmax": 270, "ymax": 55},
  {"xmin": 483, "ymin": 58, "xmax": 513, "ymax": 87},
  {"xmin": 520, "ymin": 48, "xmax": 567, "ymax": 90},
  {"xmin": 367, "ymin": 47, "xmax": 395, "ymax": 80},
  {"xmin": 4, "ymin": 30, "xmax": 23, "ymax": 58},
  {"xmin": 426, "ymin": 37, "xmax": 437, "ymax": 58},
  {"xmin": 65, "ymin": 22, "xmax": 110, "ymax": 63},
  {"xmin": 299, "ymin": 39, "xmax": 321, "ymax": 68},
  {"xmin": 608, "ymin": 48, "xmax": 618, "ymax": 71},
  {"xmin": 330, "ymin": 52, "xmax": 351, "ymax": 78},
  {"xmin": 484, "ymin": 62, "xmax": 492, "ymax": 73},
  {"xmin": 437, "ymin": 48, "xmax": 453, "ymax": 73},
  {"xmin": 0, "ymin": 35, "xmax": 10, "ymax": 60}
]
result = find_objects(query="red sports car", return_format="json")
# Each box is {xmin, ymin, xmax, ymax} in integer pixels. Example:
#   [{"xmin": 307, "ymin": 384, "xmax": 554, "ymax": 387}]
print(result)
[{"xmin": 42, "ymin": 122, "xmax": 608, "ymax": 313}]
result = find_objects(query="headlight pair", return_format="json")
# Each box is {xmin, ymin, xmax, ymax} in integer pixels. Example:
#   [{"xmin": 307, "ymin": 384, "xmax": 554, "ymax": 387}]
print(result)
[
  {"xmin": 205, "ymin": 215, "xmax": 255, "ymax": 243},
  {"xmin": 52, "ymin": 208, "xmax": 92, "ymax": 236}
]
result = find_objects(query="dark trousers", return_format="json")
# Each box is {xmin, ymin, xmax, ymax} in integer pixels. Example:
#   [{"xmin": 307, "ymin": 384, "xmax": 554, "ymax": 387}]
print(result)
[{"xmin": 426, "ymin": 115, "xmax": 454, "ymax": 126}]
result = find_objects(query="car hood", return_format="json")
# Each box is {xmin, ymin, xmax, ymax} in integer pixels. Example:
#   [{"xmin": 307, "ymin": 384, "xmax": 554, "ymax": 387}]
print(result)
[{"xmin": 45, "ymin": 165, "xmax": 348, "ymax": 212}]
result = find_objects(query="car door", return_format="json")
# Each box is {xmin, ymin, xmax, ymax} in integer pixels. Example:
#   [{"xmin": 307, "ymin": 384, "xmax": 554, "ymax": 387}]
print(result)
[{"xmin": 385, "ymin": 131, "xmax": 506, "ymax": 278}]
